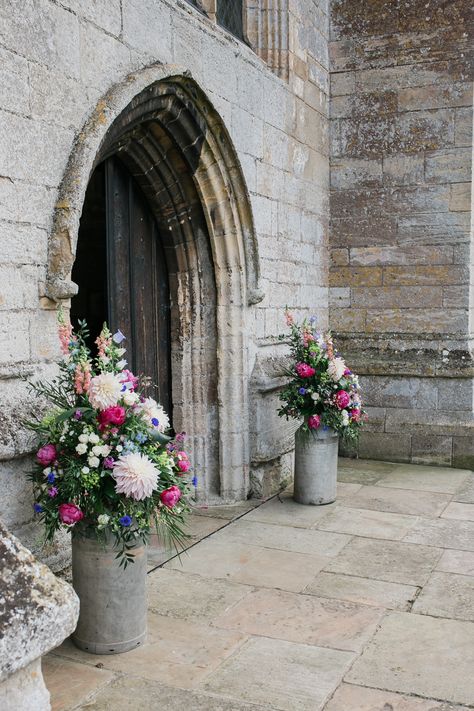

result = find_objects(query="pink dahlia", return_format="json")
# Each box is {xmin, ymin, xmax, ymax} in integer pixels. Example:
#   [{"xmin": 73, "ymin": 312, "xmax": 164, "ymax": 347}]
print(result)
[
  {"xmin": 36, "ymin": 444, "xmax": 57, "ymax": 466},
  {"xmin": 295, "ymin": 362, "xmax": 316, "ymax": 378},
  {"xmin": 111, "ymin": 453, "xmax": 159, "ymax": 501},
  {"xmin": 58, "ymin": 503, "xmax": 84, "ymax": 525},
  {"xmin": 335, "ymin": 390, "xmax": 351, "ymax": 410},
  {"xmin": 308, "ymin": 414, "xmax": 321, "ymax": 430},
  {"xmin": 160, "ymin": 485, "xmax": 182, "ymax": 508}
]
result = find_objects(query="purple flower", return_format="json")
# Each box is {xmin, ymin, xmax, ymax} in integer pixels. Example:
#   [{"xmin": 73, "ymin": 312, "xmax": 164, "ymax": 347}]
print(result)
[
  {"xmin": 112, "ymin": 330, "xmax": 126, "ymax": 344},
  {"xmin": 175, "ymin": 431, "xmax": 186, "ymax": 443},
  {"xmin": 298, "ymin": 387, "xmax": 307, "ymax": 395},
  {"xmin": 48, "ymin": 487, "xmax": 58, "ymax": 498},
  {"xmin": 47, "ymin": 472, "xmax": 56, "ymax": 484},
  {"xmin": 74, "ymin": 410, "xmax": 83, "ymax": 420},
  {"xmin": 33, "ymin": 503, "xmax": 43, "ymax": 513},
  {"xmin": 103, "ymin": 457, "xmax": 115, "ymax": 469},
  {"xmin": 119, "ymin": 515, "xmax": 132, "ymax": 527}
]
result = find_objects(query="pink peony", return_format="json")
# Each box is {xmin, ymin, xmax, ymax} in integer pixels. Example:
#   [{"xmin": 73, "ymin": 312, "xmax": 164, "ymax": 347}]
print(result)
[
  {"xmin": 335, "ymin": 390, "xmax": 351, "ymax": 410},
  {"xmin": 160, "ymin": 485, "xmax": 182, "ymax": 508},
  {"xmin": 58, "ymin": 503, "xmax": 84, "ymax": 525},
  {"xmin": 98, "ymin": 406, "xmax": 126, "ymax": 430},
  {"xmin": 295, "ymin": 362, "xmax": 316, "ymax": 378},
  {"xmin": 36, "ymin": 444, "xmax": 57, "ymax": 466},
  {"xmin": 308, "ymin": 414, "xmax": 321, "ymax": 430},
  {"xmin": 349, "ymin": 408, "xmax": 361, "ymax": 422},
  {"xmin": 177, "ymin": 459, "xmax": 191, "ymax": 473}
]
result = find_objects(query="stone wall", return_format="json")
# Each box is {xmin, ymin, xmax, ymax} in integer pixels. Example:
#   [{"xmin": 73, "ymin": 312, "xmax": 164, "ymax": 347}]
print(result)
[
  {"xmin": 329, "ymin": 0, "xmax": 474, "ymax": 467},
  {"xmin": 0, "ymin": 0, "xmax": 330, "ymax": 557}
]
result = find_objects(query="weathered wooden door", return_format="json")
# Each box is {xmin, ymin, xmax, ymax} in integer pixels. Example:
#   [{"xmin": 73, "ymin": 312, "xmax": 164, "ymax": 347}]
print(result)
[{"xmin": 72, "ymin": 156, "xmax": 172, "ymax": 416}]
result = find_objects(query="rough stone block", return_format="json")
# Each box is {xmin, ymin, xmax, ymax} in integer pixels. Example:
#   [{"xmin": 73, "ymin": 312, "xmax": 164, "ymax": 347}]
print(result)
[
  {"xmin": 455, "ymin": 106, "xmax": 473, "ymax": 147},
  {"xmin": 383, "ymin": 265, "xmax": 468, "ymax": 286},
  {"xmin": 58, "ymin": 0, "xmax": 122, "ymax": 35},
  {"xmin": 330, "ymin": 307, "xmax": 366, "ymax": 331},
  {"xmin": 453, "ymin": 436, "xmax": 474, "ymax": 470},
  {"xmin": 382, "ymin": 153, "xmax": 424, "ymax": 185},
  {"xmin": 357, "ymin": 432, "xmax": 412, "ymax": 464},
  {"xmin": 330, "ymin": 266, "xmax": 382, "ymax": 287},
  {"xmin": 398, "ymin": 82, "xmax": 472, "ymax": 111},
  {"xmin": 365, "ymin": 308, "xmax": 467, "ymax": 334},
  {"xmin": 0, "ymin": 47, "xmax": 30, "ymax": 115},
  {"xmin": 397, "ymin": 211, "xmax": 470, "ymax": 244},
  {"xmin": 0, "ymin": 312, "xmax": 30, "ymax": 364},
  {"xmin": 331, "ymin": 158, "xmax": 382, "ymax": 188},
  {"xmin": 350, "ymin": 245, "xmax": 454, "ymax": 266},
  {"xmin": 360, "ymin": 376, "xmax": 438, "ymax": 410},
  {"xmin": 437, "ymin": 378, "xmax": 473, "ymax": 411},
  {"xmin": 425, "ymin": 147, "xmax": 471, "ymax": 184},
  {"xmin": 449, "ymin": 182, "xmax": 471, "ymax": 212},
  {"xmin": 411, "ymin": 435, "xmax": 453, "ymax": 466},
  {"xmin": 352, "ymin": 286, "xmax": 443, "ymax": 308}
]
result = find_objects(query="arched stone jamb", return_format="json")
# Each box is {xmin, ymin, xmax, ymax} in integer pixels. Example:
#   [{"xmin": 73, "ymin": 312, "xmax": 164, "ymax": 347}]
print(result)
[{"xmin": 45, "ymin": 65, "xmax": 263, "ymax": 502}]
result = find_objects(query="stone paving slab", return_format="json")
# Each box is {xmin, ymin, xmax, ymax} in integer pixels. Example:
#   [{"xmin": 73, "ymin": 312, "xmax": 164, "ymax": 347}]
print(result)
[
  {"xmin": 412, "ymin": 571, "xmax": 474, "ymax": 621},
  {"xmin": 452, "ymin": 477, "xmax": 474, "ymax": 503},
  {"xmin": 404, "ymin": 518, "xmax": 474, "ymax": 551},
  {"xmin": 243, "ymin": 492, "xmax": 338, "ymax": 528},
  {"xmin": 212, "ymin": 587, "xmax": 383, "ymax": 652},
  {"xmin": 211, "ymin": 519, "xmax": 351, "ymax": 557},
  {"xmin": 165, "ymin": 538, "xmax": 328, "ymax": 591},
  {"xmin": 436, "ymin": 549, "xmax": 474, "ymax": 576},
  {"xmin": 337, "ymin": 459, "xmax": 396, "ymax": 485},
  {"xmin": 52, "ymin": 614, "xmax": 248, "ymax": 689},
  {"xmin": 345, "ymin": 611, "xmax": 474, "ymax": 706},
  {"xmin": 317, "ymin": 506, "xmax": 419, "ymax": 540},
  {"xmin": 323, "ymin": 537, "xmax": 442, "ymax": 586},
  {"xmin": 190, "ymin": 501, "xmax": 261, "ymax": 520},
  {"xmin": 78, "ymin": 676, "xmax": 277, "ymax": 711},
  {"xmin": 305, "ymin": 572, "xmax": 418, "ymax": 610},
  {"xmin": 440, "ymin": 502, "xmax": 474, "ymax": 521},
  {"xmin": 42, "ymin": 655, "xmax": 114, "ymax": 711},
  {"xmin": 204, "ymin": 636, "xmax": 355, "ymax": 711},
  {"xmin": 375, "ymin": 466, "xmax": 470, "ymax": 494},
  {"xmin": 340, "ymin": 484, "xmax": 451, "ymax": 517},
  {"xmin": 147, "ymin": 568, "xmax": 252, "ymax": 621},
  {"xmin": 324, "ymin": 683, "xmax": 467, "ymax": 710}
]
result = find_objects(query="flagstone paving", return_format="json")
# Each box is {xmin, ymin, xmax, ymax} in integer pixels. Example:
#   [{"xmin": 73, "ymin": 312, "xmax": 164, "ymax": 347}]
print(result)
[{"xmin": 42, "ymin": 459, "xmax": 474, "ymax": 711}]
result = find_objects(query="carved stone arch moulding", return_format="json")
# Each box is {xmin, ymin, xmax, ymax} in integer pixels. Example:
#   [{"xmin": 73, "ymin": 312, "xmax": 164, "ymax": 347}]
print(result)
[{"xmin": 46, "ymin": 63, "xmax": 264, "ymax": 502}]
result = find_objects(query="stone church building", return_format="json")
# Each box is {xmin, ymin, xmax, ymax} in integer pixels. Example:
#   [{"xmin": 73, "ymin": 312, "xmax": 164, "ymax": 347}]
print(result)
[{"xmin": 0, "ymin": 0, "xmax": 472, "ymax": 563}]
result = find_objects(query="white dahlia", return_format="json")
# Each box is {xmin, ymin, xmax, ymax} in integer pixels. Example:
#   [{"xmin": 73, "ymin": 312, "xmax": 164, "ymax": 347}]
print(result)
[
  {"xmin": 88, "ymin": 373, "xmax": 122, "ymax": 410},
  {"xmin": 138, "ymin": 397, "xmax": 170, "ymax": 433},
  {"xmin": 111, "ymin": 453, "xmax": 159, "ymax": 501},
  {"xmin": 327, "ymin": 357, "xmax": 346, "ymax": 382}
]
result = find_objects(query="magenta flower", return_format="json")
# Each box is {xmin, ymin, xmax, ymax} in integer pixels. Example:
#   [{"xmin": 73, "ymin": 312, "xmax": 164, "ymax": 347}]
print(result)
[
  {"xmin": 295, "ymin": 362, "xmax": 316, "ymax": 378},
  {"xmin": 349, "ymin": 408, "xmax": 361, "ymax": 422},
  {"xmin": 103, "ymin": 457, "xmax": 115, "ymax": 469},
  {"xmin": 47, "ymin": 486, "xmax": 58, "ymax": 498},
  {"xmin": 58, "ymin": 503, "xmax": 84, "ymax": 525},
  {"xmin": 335, "ymin": 390, "xmax": 351, "ymax": 410},
  {"xmin": 160, "ymin": 485, "xmax": 182, "ymax": 508},
  {"xmin": 36, "ymin": 444, "xmax": 57, "ymax": 466},
  {"xmin": 177, "ymin": 459, "xmax": 191, "ymax": 473},
  {"xmin": 308, "ymin": 414, "xmax": 321, "ymax": 430}
]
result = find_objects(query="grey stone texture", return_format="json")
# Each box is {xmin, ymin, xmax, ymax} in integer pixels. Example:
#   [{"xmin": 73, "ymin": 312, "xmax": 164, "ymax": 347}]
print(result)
[
  {"xmin": 329, "ymin": 0, "xmax": 474, "ymax": 469},
  {"xmin": 42, "ymin": 459, "xmax": 474, "ymax": 710}
]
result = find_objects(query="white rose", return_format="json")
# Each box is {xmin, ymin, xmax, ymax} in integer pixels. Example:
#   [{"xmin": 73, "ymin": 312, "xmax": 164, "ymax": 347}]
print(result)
[
  {"xmin": 92, "ymin": 445, "xmax": 103, "ymax": 456},
  {"xmin": 89, "ymin": 433, "xmax": 100, "ymax": 444},
  {"xmin": 311, "ymin": 392, "xmax": 320, "ymax": 402},
  {"xmin": 341, "ymin": 410, "xmax": 350, "ymax": 426},
  {"xmin": 78, "ymin": 434, "xmax": 89, "ymax": 443},
  {"xmin": 116, "ymin": 445, "xmax": 123, "ymax": 452},
  {"xmin": 97, "ymin": 514, "xmax": 110, "ymax": 526},
  {"xmin": 43, "ymin": 468, "xmax": 51, "ymax": 476},
  {"xmin": 75, "ymin": 443, "xmax": 88, "ymax": 455},
  {"xmin": 101, "ymin": 445, "xmax": 111, "ymax": 456},
  {"xmin": 88, "ymin": 456, "xmax": 100, "ymax": 468},
  {"xmin": 81, "ymin": 466, "xmax": 90, "ymax": 474},
  {"xmin": 123, "ymin": 391, "xmax": 139, "ymax": 406}
]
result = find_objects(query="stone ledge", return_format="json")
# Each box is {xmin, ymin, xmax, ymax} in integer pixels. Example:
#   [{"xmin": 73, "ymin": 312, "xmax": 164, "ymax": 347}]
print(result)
[{"xmin": 0, "ymin": 519, "xmax": 79, "ymax": 682}]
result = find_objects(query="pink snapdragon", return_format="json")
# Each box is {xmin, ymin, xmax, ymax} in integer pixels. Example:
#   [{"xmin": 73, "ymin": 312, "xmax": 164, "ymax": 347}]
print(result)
[
  {"xmin": 74, "ymin": 362, "xmax": 91, "ymax": 395},
  {"xmin": 58, "ymin": 503, "xmax": 84, "ymax": 525},
  {"xmin": 295, "ymin": 362, "xmax": 316, "ymax": 378},
  {"xmin": 95, "ymin": 333, "xmax": 112, "ymax": 359},
  {"xmin": 58, "ymin": 322, "xmax": 73, "ymax": 355},
  {"xmin": 335, "ymin": 390, "xmax": 351, "ymax": 410},
  {"xmin": 308, "ymin": 414, "xmax": 321, "ymax": 430},
  {"xmin": 36, "ymin": 444, "xmax": 57, "ymax": 466}
]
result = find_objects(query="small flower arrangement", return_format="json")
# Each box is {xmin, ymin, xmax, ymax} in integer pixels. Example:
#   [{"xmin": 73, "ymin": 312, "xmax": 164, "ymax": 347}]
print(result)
[
  {"xmin": 277, "ymin": 312, "xmax": 366, "ymax": 444},
  {"xmin": 26, "ymin": 312, "xmax": 195, "ymax": 566}
]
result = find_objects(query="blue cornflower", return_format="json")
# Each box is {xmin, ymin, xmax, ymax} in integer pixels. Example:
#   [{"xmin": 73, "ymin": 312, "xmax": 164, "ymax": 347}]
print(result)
[
  {"xmin": 121, "ymin": 384, "xmax": 127, "ymax": 392},
  {"xmin": 151, "ymin": 417, "xmax": 159, "ymax": 427},
  {"xmin": 309, "ymin": 316, "xmax": 317, "ymax": 324},
  {"xmin": 192, "ymin": 476, "xmax": 198, "ymax": 488},
  {"xmin": 119, "ymin": 515, "xmax": 132, "ymax": 527},
  {"xmin": 298, "ymin": 387, "xmax": 307, "ymax": 395},
  {"xmin": 33, "ymin": 503, "xmax": 43, "ymax": 513},
  {"xmin": 47, "ymin": 472, "xmax": 56, "ymax": 484},
  {"xmin": 135, "ymin": 432, "xmax": 147, "ymax": 444}
]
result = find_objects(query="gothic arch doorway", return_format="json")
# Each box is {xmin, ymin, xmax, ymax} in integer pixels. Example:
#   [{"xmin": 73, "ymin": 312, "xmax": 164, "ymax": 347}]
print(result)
[
  {"xmin": 71, "ymin": 157, "xmax": 172, "ymax": 416},
  {"xmin": 47, "ymin": 69, "xmax": 263, "ymax": 503}
]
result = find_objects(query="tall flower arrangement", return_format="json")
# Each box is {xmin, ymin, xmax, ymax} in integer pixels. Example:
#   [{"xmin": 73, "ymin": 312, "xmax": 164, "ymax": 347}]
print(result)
[
  {"xmin": 278, "ymin": 312, "xmax": 367, "ymax": 443},
  {"xmin": 26, "ymin": 313, "xmax": 195, "ymax": 566}
]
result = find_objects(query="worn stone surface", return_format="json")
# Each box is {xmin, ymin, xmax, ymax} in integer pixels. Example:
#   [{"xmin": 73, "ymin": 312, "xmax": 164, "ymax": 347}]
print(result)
[
  {"xmin": 404, "ymin": 518, "xmax": 474, "ymax": 551},
  {"xmin": 305, "ymin": 572, "xmax": 417, "ymax": 610},
  {"xmin": 440, "ymin": 502, "xmax": 474, "ymax": 521},
  {"xmin": 412, "ymin": 572, "xmax": 474, "ymax": 621},
  {"xmin": 345, "ymin": 612, "xmax": 474, "ymax": 706},
  {"xmin": 436, "ymin": 549, "xmax": 474, "ymax": 576},
  {"xmin": 317, "ymin": 506, "xmax": 419, "ymax": 540},
  {"xmin": 324, "ymin": 537, "xmax": 441, "ymax": 586},
  {"xmin": 340, "ymin": 485, "xmax": 450, "ymax": 517},
  {"xmin": 213, "ymin": 587, "xmax": 383, "ymax": 652},
  {"xmin": 325, "ymin": 683, "xmax": 467, "ymax": 711},
  {"xmin": 42, "ymin": 655, "xmax": 114, "ymax": 711},
  {"xmin": 204, "ymin": 636, "xmax": 355, "ymax": 711},
  {"xmin": 376, "ymin": 466, "xmax": 470, "ymax": 494},
  {"xmin": 244, "ymin": 491, "xmax": 338, "ymax": 528}
]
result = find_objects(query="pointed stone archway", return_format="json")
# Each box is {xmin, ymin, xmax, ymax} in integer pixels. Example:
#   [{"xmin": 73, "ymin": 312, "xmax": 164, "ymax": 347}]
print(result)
[{"xmin": 45, "ymin": 65, "xmax": 264, "ymax": 503}]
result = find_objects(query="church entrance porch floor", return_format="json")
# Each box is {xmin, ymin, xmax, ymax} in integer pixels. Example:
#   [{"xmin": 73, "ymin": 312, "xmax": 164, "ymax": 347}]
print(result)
[{"xmin": 43, "ymin": 458, "xmax": 474, "ymax": 711}]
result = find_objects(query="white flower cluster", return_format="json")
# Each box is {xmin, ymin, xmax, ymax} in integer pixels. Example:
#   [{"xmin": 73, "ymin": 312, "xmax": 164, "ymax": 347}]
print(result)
[
  {"xmin": 327, "ymin": 357, "xmax": 346, "ymax": 382},
  {"xmin": 137, "ymin": 397, "xmax": 170, "ymax": 433},
  {"xmin": 88, "ymin": 372, "xmax": 122, "ymax": 410},
  {"xmin": 75, "ymin": 430, "xmax": 111, "ymax": 469}
]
